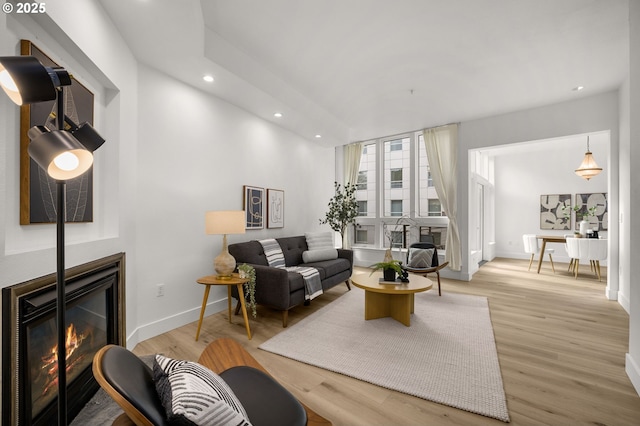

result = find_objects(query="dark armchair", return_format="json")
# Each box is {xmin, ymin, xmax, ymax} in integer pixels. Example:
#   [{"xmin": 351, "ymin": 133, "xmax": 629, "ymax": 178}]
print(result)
[
  {"xmin": 93, "ymin": 338, "xmax": 330, "ymax": 426},
  {"xmin": 403, "ymin": 242, "xmax": 449, "ymax": 296}
]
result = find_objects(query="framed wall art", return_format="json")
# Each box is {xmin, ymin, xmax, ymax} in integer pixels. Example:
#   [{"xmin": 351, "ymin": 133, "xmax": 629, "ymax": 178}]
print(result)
[
  {"xmin": 19, "ymin": 39, "xmax": 96, "ymax": 224},
  {"xmin": 540, "ymin": 194, "xmax": 571, "ymax": 230},
  {"xmin": 243, "ymin": 185, "xmax": 264, "ymax": 229},
  {"xmin": 267, "ymin": 189, "xmax": 284, "ymax": 229},
  {"xmin": 575, "ymin": 193, "xmax": 608, "ymax": 231}
]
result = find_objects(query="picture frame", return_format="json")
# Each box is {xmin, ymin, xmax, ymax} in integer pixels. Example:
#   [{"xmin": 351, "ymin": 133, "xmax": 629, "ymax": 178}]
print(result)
[
  {"xmin": 575, "ymin": 193, "xmax": 608, "ymax": 231},
  {"xmin": 267, "ymin": 189, "xmax": 284, "ymax": 229},
  {"xmin": 540, "ymin": 194, "xmax": 571, "ymax": 230},
  {"xmin": 243, "ymin": 185, "xmax": 264, "ymax": 229},
  {"xmin": 19, "ymin": 40, "xmax": 96, "ymax": 224}
]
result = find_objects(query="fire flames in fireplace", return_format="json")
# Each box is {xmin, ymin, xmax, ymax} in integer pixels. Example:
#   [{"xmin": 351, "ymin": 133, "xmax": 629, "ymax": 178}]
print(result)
[{"xmin": 40, "ymin": 323, "xmax": 91, "ymax": 396}]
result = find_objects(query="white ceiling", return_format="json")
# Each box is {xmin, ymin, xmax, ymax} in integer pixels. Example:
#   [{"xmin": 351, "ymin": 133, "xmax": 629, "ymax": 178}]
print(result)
[{"xmin": 97, "ymin": 0, "xmax": 629, "ymax": 147}]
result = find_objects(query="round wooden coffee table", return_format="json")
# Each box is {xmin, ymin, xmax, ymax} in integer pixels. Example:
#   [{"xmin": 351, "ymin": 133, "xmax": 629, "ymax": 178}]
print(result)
[{"xmin": 351, "ymin": 271, "xmax": 433, "ymax": 326}]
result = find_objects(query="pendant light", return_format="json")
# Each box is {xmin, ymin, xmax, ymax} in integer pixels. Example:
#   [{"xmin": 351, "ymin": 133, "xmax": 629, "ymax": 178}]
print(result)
[{"xmin": 575, "ymin": 136, "xmax": 602, "ymax": 180}]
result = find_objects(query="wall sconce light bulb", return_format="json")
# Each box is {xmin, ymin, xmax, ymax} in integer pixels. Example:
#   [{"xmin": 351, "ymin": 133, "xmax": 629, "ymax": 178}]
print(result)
[
  {"xmin": 0, "ymin": 69, "xmax": 18, "ymax": 92},
  {"xmin": 54, "ymin": 152, "xmax": 80, "ymax": 171}
]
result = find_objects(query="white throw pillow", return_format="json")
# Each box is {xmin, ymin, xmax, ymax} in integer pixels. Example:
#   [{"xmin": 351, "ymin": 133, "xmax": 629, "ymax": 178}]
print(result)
[
  {"xmin": 305, "ymin": 232, "xmax": 334, "ymax": 250},
  {"xmin": 302, "ymin": 248, "xmax": 339, "ymax": 263}
]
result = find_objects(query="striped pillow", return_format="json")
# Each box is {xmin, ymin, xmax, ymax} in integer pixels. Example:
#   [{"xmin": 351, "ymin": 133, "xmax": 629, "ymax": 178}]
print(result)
[
  {"xmin": 304, "ymin": 232, "xmax": 334, "ymax": 250},
  {"xmin": 153, "ymin": 354, "xmax": 252, "ymax": 426}
]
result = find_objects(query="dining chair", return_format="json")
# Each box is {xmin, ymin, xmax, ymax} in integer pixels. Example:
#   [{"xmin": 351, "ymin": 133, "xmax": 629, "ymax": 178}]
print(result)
[
  {"xmin": 586, "ymin": 239, "xmax": 608, "ymax": 281},
  {"xmin": 566, "ymin": 237, "xmax": 581, "ymax": 278},
  {"xmin": 522, "ymin": 234, "xmax": 555, "ymax": 272},
  {"xmin": 566, "ymin": 238, "xmax": 607, "ymax": 281},
  {"xmin": 564, "ymin": 234, "xmax": 576, "ymax": 273}
]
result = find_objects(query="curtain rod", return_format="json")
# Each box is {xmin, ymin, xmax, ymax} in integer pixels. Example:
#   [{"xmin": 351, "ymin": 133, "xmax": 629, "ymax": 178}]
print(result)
[{"xmin": 349, "ymin": 122, "xmax": 460, "ymax": 146}]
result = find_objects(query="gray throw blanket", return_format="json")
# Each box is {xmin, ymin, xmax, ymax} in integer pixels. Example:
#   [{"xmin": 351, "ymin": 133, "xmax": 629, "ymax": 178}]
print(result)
[{"xmin": 259, "ymin": 239, "xmax": 323, "ymax": 300}]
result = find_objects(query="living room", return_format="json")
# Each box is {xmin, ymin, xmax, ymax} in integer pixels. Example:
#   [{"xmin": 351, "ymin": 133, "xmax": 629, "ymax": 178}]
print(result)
[{"xmin": 1, "ymin": 1, "xmax": 639, "ymax": 425}]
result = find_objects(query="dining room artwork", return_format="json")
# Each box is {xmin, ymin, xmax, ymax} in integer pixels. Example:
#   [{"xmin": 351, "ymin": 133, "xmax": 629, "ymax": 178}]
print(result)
[
  {"xmin": 539, "ymin": 194, "xmax": 571, "ymax": 230},
  {"xmin": 539, "ymin": 193, "xmax": 608, "ymax": 231},
  {"xmin": 575, "ymin": 193, "xmax": 608, "ymax": 231}
]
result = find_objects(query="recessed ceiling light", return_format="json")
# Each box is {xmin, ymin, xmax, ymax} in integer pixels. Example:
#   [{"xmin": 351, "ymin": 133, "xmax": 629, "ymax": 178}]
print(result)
[
  {"xmin": 274, "ymin": 112, "xmax": 283, "ymax": 118},
  {"xmin": 315, "ymin": 134, "xmax": 322, "ymax": 139},
  {"xmin": 203, "ymin": 75, "xmax": 214, "ymax": 83},
  {"xmin": 572, "ymin": 86, "xmax": 584, "ymax": 91}
]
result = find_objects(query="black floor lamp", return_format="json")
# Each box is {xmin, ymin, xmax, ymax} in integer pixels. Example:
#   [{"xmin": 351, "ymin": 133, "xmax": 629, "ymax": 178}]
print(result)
[{"xmin": 0, "ymin": 56, "xmax": 105, "ymax": 425}]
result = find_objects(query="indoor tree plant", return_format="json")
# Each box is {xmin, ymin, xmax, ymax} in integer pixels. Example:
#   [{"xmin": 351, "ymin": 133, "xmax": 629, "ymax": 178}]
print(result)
[{"xmin": 319, "ymin": 182, "xmax": 359, "ymax": 248}]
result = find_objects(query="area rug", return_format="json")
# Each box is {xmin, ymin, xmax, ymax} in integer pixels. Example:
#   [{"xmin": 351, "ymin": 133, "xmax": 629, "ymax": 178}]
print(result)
[{"xmin": 259, "ymin": 288, "xmax": 510, "ymax": 422}]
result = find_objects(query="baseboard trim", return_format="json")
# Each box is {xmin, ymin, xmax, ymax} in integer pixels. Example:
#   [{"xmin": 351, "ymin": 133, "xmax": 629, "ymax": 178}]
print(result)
[
  {"xmin": 126, "ymin": 297, "xmax": 227, "ymax": 348},
  {"xmin": 626, "ymin": 352, "xmax": 640, "ymax": 397}
]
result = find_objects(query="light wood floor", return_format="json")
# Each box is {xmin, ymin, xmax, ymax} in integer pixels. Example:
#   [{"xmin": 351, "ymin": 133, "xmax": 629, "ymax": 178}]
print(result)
[{"xmin": 132, "ymin": 258, "xmax": 640, "ymax": 425}]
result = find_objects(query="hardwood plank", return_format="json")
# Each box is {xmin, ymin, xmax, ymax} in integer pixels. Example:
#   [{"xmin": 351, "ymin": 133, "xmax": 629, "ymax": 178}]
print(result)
[{"xmin": 132, "ymin": 258, "xmax": 640, "ymax": 425}]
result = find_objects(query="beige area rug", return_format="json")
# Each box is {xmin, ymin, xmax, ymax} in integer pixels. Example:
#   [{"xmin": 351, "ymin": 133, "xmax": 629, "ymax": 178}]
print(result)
[{"xmin": 259, "ymin": 288, "xmax": 510, "ymax": 422}]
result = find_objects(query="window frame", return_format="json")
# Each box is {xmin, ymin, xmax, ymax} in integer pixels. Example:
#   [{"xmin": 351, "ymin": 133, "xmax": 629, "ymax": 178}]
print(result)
[{"xmin": 350, "ymin": 131, "xmax": 449, "ymax": 251}]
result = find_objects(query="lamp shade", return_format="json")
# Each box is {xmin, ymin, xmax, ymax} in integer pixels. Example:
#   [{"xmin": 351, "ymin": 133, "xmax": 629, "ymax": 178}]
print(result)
[
  {"xmin": 27, "ymin": 125, "xmax": 93, "ymax": 180},
  {"xmin": 205, "ymin": 210, "xmax": 246, "ymax": 235},
  {"xmin": 0, "ymin": 56, "xmax": 71, "ymax": 105},
  {"xmin": 574, "ymin": 151, "xmax": 602, "ymax": 180},
  {"xmin": 574, "ymin": 136, "xmax": 602, "ymax": 181}
]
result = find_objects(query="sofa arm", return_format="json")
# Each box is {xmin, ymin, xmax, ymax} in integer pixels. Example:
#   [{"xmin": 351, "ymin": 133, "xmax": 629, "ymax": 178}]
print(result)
[
  {"xmin": 251, "ymin": 265, "xmax": 293, "ymax": 310},
  {"xmin": 337, "ymin": 249, "xmax": 353, "ymax": 273}
]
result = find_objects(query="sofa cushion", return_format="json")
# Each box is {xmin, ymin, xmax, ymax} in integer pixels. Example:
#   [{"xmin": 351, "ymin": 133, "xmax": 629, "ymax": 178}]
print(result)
[
  {"xmin": 228, "ymin": 240, "xmax": 268, "ymax": 266},
  {"xmin": 153, "ymin": 354, "xmax": 251, "ymax": 426},
  {"xmin": 302, "ymin": 248, "xmax": 338, "ymax": 263},
  {"xmin": 276, "ymin": 236, "xmax": 308, "ymax": 266},
  {"xmin": 303, "ymin": 258, "xmax": 351, "ymax": 279}
]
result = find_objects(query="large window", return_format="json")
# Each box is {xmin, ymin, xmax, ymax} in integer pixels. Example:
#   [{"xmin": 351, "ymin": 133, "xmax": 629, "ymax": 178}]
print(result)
[
  {"xmin": 351, "ymin": 132, "xmax": 447, "ymax": 250},
  {"xmin": 383, "ymin": 137, "xmax": 410, "ymax": 217}
]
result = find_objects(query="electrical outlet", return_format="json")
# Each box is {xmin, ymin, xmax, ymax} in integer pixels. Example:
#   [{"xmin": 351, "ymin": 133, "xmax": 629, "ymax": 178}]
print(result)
[{"xmin": 156, "ymin": 283, "xmax": 165, "ymax": 297}]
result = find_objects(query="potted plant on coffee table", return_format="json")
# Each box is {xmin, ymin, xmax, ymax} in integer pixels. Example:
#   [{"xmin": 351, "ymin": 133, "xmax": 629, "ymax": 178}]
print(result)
[{"xmin": 369, "ymin": 259, "xmax": 404, "ymax": 282}]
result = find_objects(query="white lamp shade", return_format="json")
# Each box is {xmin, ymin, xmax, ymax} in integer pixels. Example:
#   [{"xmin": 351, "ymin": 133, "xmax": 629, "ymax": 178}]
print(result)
[{"xmin": 205, "ymin": 210, "xmax": 246, "ymax": 235}]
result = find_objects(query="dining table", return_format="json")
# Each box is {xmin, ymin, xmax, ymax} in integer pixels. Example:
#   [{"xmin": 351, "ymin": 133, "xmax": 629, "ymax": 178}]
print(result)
[{"xmin": 535, "ymin": 235, "xmax": 567, "ymax": 273}]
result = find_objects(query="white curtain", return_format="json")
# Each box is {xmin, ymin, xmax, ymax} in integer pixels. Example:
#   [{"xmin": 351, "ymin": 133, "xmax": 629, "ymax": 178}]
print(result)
[
  {"xmin": 344, "ymin": 142, "xmax": 363, "ymax": 186},
  {"xmin": 423, "ymin": 124, "xmax": 461, "ymax": 271}
]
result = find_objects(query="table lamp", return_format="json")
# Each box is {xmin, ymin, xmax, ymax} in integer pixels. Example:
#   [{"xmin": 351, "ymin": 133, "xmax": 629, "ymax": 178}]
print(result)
[{"xmin": 205, "ymin": 210, "xmax": 246, "ymax": 278}]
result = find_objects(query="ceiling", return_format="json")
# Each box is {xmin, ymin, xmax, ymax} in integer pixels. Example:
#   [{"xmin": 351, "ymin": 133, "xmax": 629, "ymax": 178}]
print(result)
[{"xmin": 97, "ymin": 0, "xmax": 629, "ymax": 147}]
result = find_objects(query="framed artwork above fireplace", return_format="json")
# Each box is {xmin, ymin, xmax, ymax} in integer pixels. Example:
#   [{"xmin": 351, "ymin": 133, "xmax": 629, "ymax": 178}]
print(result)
[{"xmin": 19, "ymin": 39, "xmax": 96, "ymax": 225}]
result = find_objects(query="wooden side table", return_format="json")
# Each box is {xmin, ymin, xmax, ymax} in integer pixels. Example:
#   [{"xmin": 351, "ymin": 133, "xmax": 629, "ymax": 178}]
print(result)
[{"xmin": 195, "ymin": 274, "xmax": 251, "ymax": 340}]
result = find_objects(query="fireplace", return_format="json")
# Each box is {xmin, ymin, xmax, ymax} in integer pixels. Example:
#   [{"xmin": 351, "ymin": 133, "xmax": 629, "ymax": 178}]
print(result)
[{"xmin": 2, "ymin": 253, "xmax": 126, "ymax": 425}]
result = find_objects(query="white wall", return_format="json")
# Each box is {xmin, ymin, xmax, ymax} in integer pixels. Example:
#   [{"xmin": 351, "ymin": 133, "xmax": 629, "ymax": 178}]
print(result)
[
  {"xmin": 625, "ymin": 0, "xmax": 640, "ymax": 398},
  {"xmin": 492, "ymin": 136, "xmax": 608, "ymax": 262},
  {"xmin": 129, "ymin": 65, "xmax": 336, "ymax": 342}
]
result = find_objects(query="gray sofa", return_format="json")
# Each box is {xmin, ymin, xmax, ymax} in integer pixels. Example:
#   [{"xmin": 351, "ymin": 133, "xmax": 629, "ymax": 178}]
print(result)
[{"xmin": 228, "ymin": 235, "xmax": 353, "ymax": 327}]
